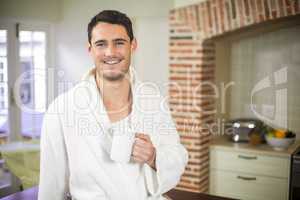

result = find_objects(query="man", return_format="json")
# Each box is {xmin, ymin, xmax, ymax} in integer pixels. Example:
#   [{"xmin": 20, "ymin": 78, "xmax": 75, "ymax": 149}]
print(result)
[{"xmin": 38, "ymin": 10, "xmax": 188, "ymax": 200}]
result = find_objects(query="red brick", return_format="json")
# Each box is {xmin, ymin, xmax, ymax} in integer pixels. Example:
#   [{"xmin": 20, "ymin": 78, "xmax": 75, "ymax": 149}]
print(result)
[
  {"xmin": 181, "ymin": 135, "xmax": 201, "ymax": 140},
  {"xmin": 284, "ymin": 0, "xmax": 291, "ymax": 15},
  {"xmin": 176, "ymin": 28, "xmax": 193, "ymax": 33},
  {"xmin": 278, "ymin": 0, "xmax": 285, "ymax": 17},
  {"xmin": 175, "ymin": 56, "xmax": 215, "ymax": 61},
  {"xmin": 190, "ymin": 6, "xmax": 197, "ymax": 31},
  {"xmin": 269, "ymin": 0, "xmax": 277, "ymax": 18},
  {"xmin": 176, "ymin": 184, "xmax": 199, "ymax": 192},
  {"xmin": 196, "ymin": 49, "xmax": 216, "ymax": 54},
  {"xmin": 295, "ymin": 0, "xmax": 300, "ymax": 13},
  {"xmin": 264, "ymin": 0, "xmax": 270, "ymax": 20},
  {"xmin": 252, "ymin": 0, "xmax": 259, "ymax": 23},
  {"xmin": 256, "ymin": 0, "xmax": 264, "ymax": 21},
  {"xmin": 219, "ymin": 0, "xmax": 226, "ymax": 33},
  {"xmin": 179, "ymin": 178, "xmax": 192, "ymax": 184},
  {"xmin": 213, "ymin": 0, "xmax": 220, "ymax": 34},
  {"xmin": 244, "ymin": 0, "xmax": 250, "ymax": 17},
  {"xmin": 183, "ymin": 8, "xmax": 188, "ymax": 23},
  {"xmin": 281, "ymin": 0, "xmax": 288, "ymax": 16},
  {"xmin": 172, "ymin": 41, "xmax": 198, "ymax": 46},
  {"xmin": 170, "ymin": 64, "xmax": 192, "ymax": 68},
  {"xmin": 198, "ymin": 4, "xmax": 204, "ymax": 33},
  {"xmin": 236, "ymin": 0, "xmax": 245, "ymax": 27},
  {"xmin": 224, "ymin": 0, "xmax": 232, "ymax": 30},
  {"xmin": 206, "ymin": 1, "xmax": 213, "ymax": 34},
  {"xmin": 169, "ymin": 49, "xmax": 193, "ymax": 54},
  {"xmin": 170, "ymin": 22, "xmax": 186, "ymax": 27}
]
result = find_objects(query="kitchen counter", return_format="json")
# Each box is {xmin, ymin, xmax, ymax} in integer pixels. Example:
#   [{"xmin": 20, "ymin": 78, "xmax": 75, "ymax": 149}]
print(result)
[
  {"xmin": 210, "ymin": 135, "xmax": 300, "ymax": 157},
  {"xmin": 209, "ymin": 135, "xmax": 298, "ymax": 200},
  {"xmin": 165, "ymin": 189, "xmax": 236, "ymax": 200},
  {"xmin": 0, "ymin": 187, "xmax": 37, "ymax": 200},
  {"xmin": 0, "ymin": 187, "xmax": 236, "ymax": 200}
]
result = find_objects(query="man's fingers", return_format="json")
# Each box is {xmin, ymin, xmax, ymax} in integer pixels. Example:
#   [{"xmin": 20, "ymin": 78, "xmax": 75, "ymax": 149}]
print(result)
[
  {"xmin": 134, "ymin": 138, "xmax": 148, "ymax": 147},
  {"xmin": 132, "ymin": 145, "xmax": 150, "ymax": 156},
  {"xmin": 132, "ymin": 145, "xmax": 152, "ymax": 160},
  {"xmin": 134, "ymin": 139, "xmax": 154, "ymax": 153},
  {"xmin": 132, "ymin": 150, "xmax": 148, "ymax": 161},
  {"xmin": 131, "ymin": 134, "xmax": 155, "ymax": 165},
  {"xmin": 135, "ymin": 133, "xmax": 150, "ymax": 141},
  {"xmin": 132, "ymin": 156, "xmax": 144, "ymax": 164}
]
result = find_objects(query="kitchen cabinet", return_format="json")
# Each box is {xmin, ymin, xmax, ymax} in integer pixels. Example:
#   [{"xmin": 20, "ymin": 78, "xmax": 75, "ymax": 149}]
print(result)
[{"xmin": 209, "ymin": 136, "xmax": 300, "ymax": 200}]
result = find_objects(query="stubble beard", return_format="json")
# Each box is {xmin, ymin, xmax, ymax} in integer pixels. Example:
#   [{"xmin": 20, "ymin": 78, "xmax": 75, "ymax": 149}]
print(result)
[
  {"xmin": 103, "ymin": 72, "xmax": 125, "ymax": 81},
  {"xmin": 96, "ymin": 55, "xmax": 131, "ymax": 82},
  {"xmin": 98, "ymin": 66, "xmax": 130, "ymax": 82}
]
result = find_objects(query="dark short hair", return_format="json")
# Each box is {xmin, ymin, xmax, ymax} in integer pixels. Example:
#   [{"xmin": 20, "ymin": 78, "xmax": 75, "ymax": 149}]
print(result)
[{"xmin": 87, "ymin": 10, "xmax": 134, "ymax": 44}]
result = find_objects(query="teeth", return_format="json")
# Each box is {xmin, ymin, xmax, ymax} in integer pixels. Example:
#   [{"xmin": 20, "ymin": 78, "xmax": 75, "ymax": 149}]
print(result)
[{"xmin": 104, "ymin": 60, "xmax": 120, "ymax": 65}]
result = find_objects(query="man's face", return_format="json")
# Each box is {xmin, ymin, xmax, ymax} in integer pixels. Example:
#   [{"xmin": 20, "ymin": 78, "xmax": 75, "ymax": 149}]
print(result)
[{"xmin": 88, "ymin": 22, "xmax": 136, "ymax": 81}]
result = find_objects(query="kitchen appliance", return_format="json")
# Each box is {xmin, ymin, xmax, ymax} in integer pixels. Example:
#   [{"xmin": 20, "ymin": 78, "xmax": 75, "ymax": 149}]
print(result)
[
  {"xmin": 225, "ymin": 118, "xmax": 264, "ymax": 142},
  {"xmin": 290, "ymin": 147, "xmax": 300, "ymax": 200}
]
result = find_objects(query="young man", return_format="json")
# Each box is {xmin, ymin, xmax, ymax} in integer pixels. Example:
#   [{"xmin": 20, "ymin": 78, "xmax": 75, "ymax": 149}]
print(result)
[{"xmin": 38, "ymin": 10, "xmax": 188, "ymax": 200}]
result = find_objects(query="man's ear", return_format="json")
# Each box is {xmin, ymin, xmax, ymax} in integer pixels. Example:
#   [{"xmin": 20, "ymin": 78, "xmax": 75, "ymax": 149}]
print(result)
[
  {"xmin": 131, "ymin": 38, "xmax": 137, "ymax": 51},
  {"xmin": 87, "ymin": 42, "xmax": 92, "ymax": 53}
]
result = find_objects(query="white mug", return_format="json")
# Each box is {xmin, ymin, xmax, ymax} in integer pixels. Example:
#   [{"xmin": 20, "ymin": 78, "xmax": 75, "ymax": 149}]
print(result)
[{"xmin": 110, "ymin": 130, "xmax": 135, "ymax": 163}]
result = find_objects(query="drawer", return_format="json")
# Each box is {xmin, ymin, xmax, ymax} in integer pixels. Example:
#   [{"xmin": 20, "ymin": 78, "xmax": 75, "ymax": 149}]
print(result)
[
  {"xmin": 209, "ymin": 170, "xmax": 288, "ymax": 200},
  {"xmin": 210, "ymin": 149, "xmax": 290, "ymax": 178}
]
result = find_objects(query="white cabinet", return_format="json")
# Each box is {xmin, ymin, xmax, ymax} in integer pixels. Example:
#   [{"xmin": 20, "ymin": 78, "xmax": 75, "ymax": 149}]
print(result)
[{"xmin": 209, "ymin": 138, "xmax": 294, "ymax": 200}]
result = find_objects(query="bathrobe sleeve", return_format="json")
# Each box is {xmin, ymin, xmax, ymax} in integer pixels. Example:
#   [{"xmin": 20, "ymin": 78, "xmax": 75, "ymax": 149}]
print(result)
[
  {"xmin": 144, "ymin": 105, "xmax": 188, "ymax": 197},
  {"xmin": 38, "ymin": 102, "xmax": 69, "ymax": 200}
]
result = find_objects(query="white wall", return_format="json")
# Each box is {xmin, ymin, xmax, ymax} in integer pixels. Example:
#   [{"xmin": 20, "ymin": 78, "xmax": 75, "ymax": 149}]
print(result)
[
  {"xmin": 0, "ymin": 0, "xmax": 60, "ymax": 22},
  {"xmin": 133, "ymin": 17, "xmax": 169, "ymax": 96},
  {"xmin": 215, "ymin": 39, "xmax": 231, "ymax": 121}
]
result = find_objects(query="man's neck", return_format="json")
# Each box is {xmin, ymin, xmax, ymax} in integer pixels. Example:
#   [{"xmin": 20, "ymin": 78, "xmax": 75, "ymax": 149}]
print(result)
[{"xmin": 95, "ymin": 73, "xmax": 132, "ymax": 109}]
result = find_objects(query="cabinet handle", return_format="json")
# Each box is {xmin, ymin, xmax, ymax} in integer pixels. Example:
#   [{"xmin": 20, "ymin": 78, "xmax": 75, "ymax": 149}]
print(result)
[
  {"xmin": 238, "ymin": 155, "xmax": 257, "ymax": 160},
  {"xmin": 237, "ymin": 175, "xmax": 257, "ymax": 181}
]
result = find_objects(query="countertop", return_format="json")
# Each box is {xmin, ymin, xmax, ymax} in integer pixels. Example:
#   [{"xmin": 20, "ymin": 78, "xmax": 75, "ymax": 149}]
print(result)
[
  {"xmin": 0, "ymin": 141, "xmax": 39, "ymax": 153},
  {"xmin": 165, "ymin": 189, "xmax": 236, "ymax": 200},
  {"xmin": 0, "ymin": 187, "xmax": 236, "ymax": 200},
  {"xmin": 210, "ymin": 135, "xmax": 300, "ymax": 157},
  {"xmin": 0, "ymin": 187, "xmax": 37, "ymax": 200}
]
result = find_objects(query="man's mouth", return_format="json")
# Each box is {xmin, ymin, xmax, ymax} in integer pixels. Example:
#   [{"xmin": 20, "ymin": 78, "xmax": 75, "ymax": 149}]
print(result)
[{"xmin": 103, "ymin": 59, "xmax": 122, "ymax": 65}]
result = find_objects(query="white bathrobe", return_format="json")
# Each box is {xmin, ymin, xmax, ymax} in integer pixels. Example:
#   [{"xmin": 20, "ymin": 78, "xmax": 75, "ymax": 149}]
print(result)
[{"xmin": 38, "ymin": 68, "xmax": 188, "ymax": 200}]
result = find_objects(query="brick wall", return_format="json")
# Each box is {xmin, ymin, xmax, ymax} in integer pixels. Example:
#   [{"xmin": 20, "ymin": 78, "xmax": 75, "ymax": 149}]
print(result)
[{"xmin": 169, "ymin": 0, "xmax": 300, "ymax": 193}]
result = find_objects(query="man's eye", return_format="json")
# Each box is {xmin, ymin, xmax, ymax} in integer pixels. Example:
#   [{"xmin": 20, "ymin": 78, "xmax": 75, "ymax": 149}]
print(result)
[
  {"xmin": 115, "ymin": 42, "xmax": 125, "ymax": 46},
  {"xmin": 96, "ymin": 43, "xmax": 105, "ymax": 47}
]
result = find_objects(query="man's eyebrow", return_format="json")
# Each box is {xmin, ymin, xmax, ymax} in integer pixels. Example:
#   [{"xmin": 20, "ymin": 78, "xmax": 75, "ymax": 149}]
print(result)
[
  {"xmin": 94, "ymin": 40, "xmax": 106, "ymax": 45},
  {"xmin": 93, "ymin": 38, "xmax": 129, "ymax": 45},
  {"xmin": 113, "ymin": 38, "xmax": 128, "ymax": 42}
]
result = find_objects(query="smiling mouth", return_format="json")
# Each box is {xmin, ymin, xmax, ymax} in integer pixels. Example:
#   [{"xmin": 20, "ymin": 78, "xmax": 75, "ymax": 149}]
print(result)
[{"xmin": 103, "ymin": 59, "xmax": 122, "ymax": 65}]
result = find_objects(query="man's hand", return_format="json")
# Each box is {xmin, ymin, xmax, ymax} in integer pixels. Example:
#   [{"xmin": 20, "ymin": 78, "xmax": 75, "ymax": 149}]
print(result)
[{"xmin": 132, "ymin": 133, "xmax": 156, "ymax": 170}]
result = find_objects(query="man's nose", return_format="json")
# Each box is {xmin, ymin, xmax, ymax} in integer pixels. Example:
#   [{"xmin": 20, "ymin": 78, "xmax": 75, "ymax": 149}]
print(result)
[{"xmin": 105, "ymin": 44, "xmax": 117, "ymax": 56}]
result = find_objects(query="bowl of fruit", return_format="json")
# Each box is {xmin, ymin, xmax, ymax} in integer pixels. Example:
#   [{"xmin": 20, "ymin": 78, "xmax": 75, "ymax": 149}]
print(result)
[{"xmin": 265, "ymin": 129, "xmax": 296, "ymax": 151}]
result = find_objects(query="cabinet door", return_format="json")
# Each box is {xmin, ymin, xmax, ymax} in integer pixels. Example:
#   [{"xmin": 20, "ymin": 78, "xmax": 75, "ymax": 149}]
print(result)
[
  {"xmin": 209, "ymin": 170, "xmax": 288, "ymax": 200},
  {"xmin": 210, "ymin": 149, "xmax": 290, "ymax": 178}
]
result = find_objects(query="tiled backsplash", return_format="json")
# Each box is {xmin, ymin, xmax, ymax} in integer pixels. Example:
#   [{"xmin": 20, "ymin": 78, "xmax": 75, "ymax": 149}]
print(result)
[{"xmin": 230, "ymin": 25, "xmax": 300, "ymax": 137}]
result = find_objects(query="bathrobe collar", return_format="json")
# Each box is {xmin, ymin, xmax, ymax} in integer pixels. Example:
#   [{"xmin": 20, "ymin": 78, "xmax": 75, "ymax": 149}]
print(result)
[
  {"xmin": 78, "ymin": 67, "xmax": 141, "ymax": 199},
  {"xmin": 80, "ymin": 67, "xmax": 139, "ymax": 131}
]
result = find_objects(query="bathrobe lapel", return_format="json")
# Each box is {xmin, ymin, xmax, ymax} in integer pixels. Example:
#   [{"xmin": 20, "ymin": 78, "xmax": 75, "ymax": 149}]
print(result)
[
  {"xmin": 72, "ymin": 75, "xmax": 120, "ymax": 199},
  {"xmin": 78, "ymin": 71, "xmax": 141, "ymax": 200}
]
